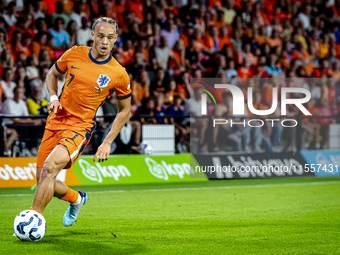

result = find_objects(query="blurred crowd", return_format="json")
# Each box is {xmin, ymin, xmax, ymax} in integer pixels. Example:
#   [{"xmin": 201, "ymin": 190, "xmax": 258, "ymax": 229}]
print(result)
[{"xmin": 1, "ymin": 0, "xmax": 340, "ymax": 156}]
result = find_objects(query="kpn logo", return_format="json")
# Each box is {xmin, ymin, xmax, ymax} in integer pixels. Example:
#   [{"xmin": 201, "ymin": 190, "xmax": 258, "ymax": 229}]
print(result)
[{"xmin": 197, "ymin": 82, "xmax": 312, "ymax": 127}]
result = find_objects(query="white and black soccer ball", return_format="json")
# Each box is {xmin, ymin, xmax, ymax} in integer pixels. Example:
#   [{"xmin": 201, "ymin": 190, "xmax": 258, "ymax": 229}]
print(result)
[
  {"xmin": 138, "ymin": 141, "xmax": 154, "ymax": 155},
  {"xmin": 13, "ymin": 210, "xmax": 46, "ymax": 242}
]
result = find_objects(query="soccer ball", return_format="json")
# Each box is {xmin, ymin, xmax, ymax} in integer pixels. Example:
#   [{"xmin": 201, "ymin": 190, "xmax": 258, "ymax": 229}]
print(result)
[
  {"xmin": 13, "ymin": 210, "xmax": 46, "ymax": 242},
  {"xmin": 138, "ymin": 141, "xmax": 154, "ymax": 155}
]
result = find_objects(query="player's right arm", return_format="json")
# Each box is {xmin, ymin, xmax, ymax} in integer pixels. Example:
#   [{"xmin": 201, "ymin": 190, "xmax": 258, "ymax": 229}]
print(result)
[
  {"xmin": 46, "ymin": 46, "xmax": 76, "ymax": 113},
  {"xmin": 46, "ymin": 64, "xmax": 63, "ymax": 113}
]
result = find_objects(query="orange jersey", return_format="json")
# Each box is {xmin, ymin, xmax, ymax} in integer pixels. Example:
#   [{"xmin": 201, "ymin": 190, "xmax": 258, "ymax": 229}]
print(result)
[{"xmin": 47, "ymin": 46, "xmax": 131, "ymax": 134}]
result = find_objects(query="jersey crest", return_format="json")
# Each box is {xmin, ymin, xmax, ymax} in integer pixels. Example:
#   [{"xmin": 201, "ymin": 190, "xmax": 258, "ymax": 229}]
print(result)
[{"xmin": 97, "ymin": 74, "xmax": 110, "ymax": 88}]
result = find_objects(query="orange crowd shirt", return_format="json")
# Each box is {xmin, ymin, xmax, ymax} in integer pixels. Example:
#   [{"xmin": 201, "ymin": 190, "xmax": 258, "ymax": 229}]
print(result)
[
  {"xmin": 47, "ymin": 46, "xmax": 131, "ymax": 134},
  {"xmin": 127, "ymin": 0, "xmax": 144, "ymax": 22}
]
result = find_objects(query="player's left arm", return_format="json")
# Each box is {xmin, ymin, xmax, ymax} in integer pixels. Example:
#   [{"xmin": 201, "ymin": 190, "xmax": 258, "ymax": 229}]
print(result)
[
  {"xmin": 93, "ymin": 97, "xmax": 131, "ymax": 162},
  {"xmin": 93, "ymin": 68, "xmax": 132, "ymax": 161}
]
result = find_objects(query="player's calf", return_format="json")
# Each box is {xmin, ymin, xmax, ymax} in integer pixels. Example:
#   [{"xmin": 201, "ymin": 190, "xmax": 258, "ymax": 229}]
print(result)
[{"xmin": 31, "ymin": 145, "xmax": 70, "ymax": 213}]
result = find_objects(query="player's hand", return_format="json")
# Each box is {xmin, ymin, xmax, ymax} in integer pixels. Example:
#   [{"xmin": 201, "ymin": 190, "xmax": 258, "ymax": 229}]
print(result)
[
  {"xmin": 48, "ymin": 100, "xmax": 62, "ymax": 113},
  {"xmin": 93, "ymin": 142, "xmax": 111, "ymax": 162}
]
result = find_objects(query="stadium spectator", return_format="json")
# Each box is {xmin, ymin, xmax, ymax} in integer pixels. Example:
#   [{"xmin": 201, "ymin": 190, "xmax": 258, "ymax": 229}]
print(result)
[
  {"xmin": 154, "ymin": 93, "xmax": 168, "ymax": 124},
  {"xmin": 49, "ymin": 18, "xmax": 70, "ymax": 51},
  {"xmin": 119, "ymin": 38, "xmax": 134, "ymax": 66},
  {"xmin": 135, "ymin": 38, "xmax": 149, "ymax": 63},
  {"xmin": 223, "ymin": 0, "xmax": 236, "ymax": 25},
  {"xmin": 6, "ymin": 30, "xmax": 22, "ymax": 62},
  {"xmin": 237, "ymin": 58, "xmax": 253, "ymax": 79},
  {"xmin": 319, "ymin": 33, "xmax": 330, "ymax": 59},
  {"xmin": 211, "ymin": 54, "xmax": 227, "ymax": 77},
  {"xmin": 218, "ymin": 25, "xmax": 231, "ymax": 50},
  {"xmin": 1, "ymin": 87, "xmax": 38, "ymax": 124},
  {"xmin": 25, "ymin": 56, "xmax": 39, "ymax": 80},
  {"xmin": 131, "ymin": 69, "xmax": 150, "ymax": 106},
  {"xmin": 0, "ymin": 29, "xmax": 8, "ymax": 57},
  {"xmin": 135, "ymin": 97, "xmax": 157, "ymax": 124},
  {"xmin": 38, "ymin": 49, "xmax": 51, "ymax": 67},
  {"xmin": 165, "ymin": 80, "xmax": 177, "ymax": 104},
  {"xmin": 70, "ymin": 1, "xmax": 86, "ymax": 29},
  {"xmin": 204, "ymin": 25, "xmax": 220, "ymax": 54},
  {"xmin": 128, "ymin": 22, "xmax": 142, "ymax": 42},
  {"xmin": 127, "ymin": 0, "xmax": 144, "ymax": 23},
  {"xmin": 77, "ymin": 17, "xmax": 92, "ymax": 46},
  {"xmin": 225, "ymin": 59, "xmax": 238, "ymax": 78},
  {"xmin": 15, "ymin": 66, "xmax": 29, "ymax": 98},
  {"xmin": 150, "ymin": 67, "xmax": 167, "ymax": 97},
  {"xmin": 161, "ymin": 19, "xmax": 180, "ymax": 48},
  {"xmin": 34, "ymin": 18, "xmax": 47, "ymax": 33},
  {"xmin": 0, "ymin": 68, "xmax": 16, "ymax": 99},
  {"xmin": 252, "ymin": 55, "xmax": 268, "ymax": 78},
  {"xmin": 126, "ymin": 52, "xmax": 145, "ymax": 80},
  {"xmin": 87, "ymin": 39, "xmax": 93, "ymax": 47},
  {"xmin": 103, "ymin": 93, "xmax": 118, "ymax": 117},
  {"xmin": 29, "ymin": 65, "xmax": 49, "ymax": 100},
  {"xmin": 230, "ymin": 29, "xmax": 243, "ymax": 52},
  {"xmin": 21, "ymin": 33, "xmax": 32, "ymax": 62},
  {"xmin": 170, "ymin": 40, "xmax": 185, "ymax": 70},
  {"xmin": 66, "ymin": 20, "xmax": 78, "ymax": 47},
  {"xmin": 0, "ymin": 49, "xmax": 14, "ymax": 72},
  {"xmin": 189, "ymin": 87, "xmax": 208, "ymax": 152},
  {"xmin": 266, "ymin": 54, "xmax": 283, "ymax": 77},
  {"xmin": 168, "ymin": 94, "xmax": 187, "ymax": 152},
  {"xmin": 298, "ymin": 3, "xmax": 312, "ymax": 30},
  {"xmin": 266, "ymin": 29, "xmax": 282, "ymax": 49},
  {"xmin": 15, "ymin": 15, "xmax": 34, "ymax": 38},
  {"xmin": 103, "ymin": 119, "xmax": 141, "ymax": 155},
  {"xmin": 26, "ymin": 85, "xmax": 48, "ymax": 115},
  {"xmin": 32, "ymin": 32, "xmax": 53, "ymax": 60},
  {"xmin": 31, "ymin": 0, "xmax": 45, "ymax": 20},
  {"xmin": 176, "ymin": 70, "xmax": 191, "ymax": 100},
  {"xmin": 51, "ymin": 1, "xmax": 69, "ymax": 28},
  {"xmin": 112, "ymin": 0, "xmax": 126, "ymax": 26},
  {"xmin": 185, "ymin": 36, "xmax": 199, "ymax": 70},
  {"xmin": 213, "ymin": 91, "xmax": 243, "ymax": 152},
  {"xmin": 112, "ymin": 51, "xmax": 122, "ymax": 64},
  {"xmin": 3, "ymin": 1, "xmax": 18, "ymax": 26},
  {"xmin": 154, "ymin": 36, "xmax": 178, "ymax": 70},
  {"xmin": 3, "ymin": 125, "xmax": 17, "ymax": 156}
]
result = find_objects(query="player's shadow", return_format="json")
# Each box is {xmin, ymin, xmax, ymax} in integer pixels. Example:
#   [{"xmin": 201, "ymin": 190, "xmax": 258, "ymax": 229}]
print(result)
[{"xmin": 40, "ymin": 233, "xmax": 148, "ymax": 255}]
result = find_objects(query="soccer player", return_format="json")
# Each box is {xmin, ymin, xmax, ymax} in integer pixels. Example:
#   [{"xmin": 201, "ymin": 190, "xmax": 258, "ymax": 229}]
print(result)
[{"xmin": 29, "ymin": 17, "xmax": 131, "ymax": 227}]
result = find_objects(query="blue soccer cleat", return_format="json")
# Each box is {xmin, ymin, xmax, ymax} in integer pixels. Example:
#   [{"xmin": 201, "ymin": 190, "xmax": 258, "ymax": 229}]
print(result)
[{"xmin": 63, "ymin": 191, "xmax": 88, "ymax": 227}]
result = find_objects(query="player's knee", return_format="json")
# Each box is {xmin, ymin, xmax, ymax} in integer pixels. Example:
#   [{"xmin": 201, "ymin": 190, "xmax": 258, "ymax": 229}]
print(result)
[{"xmin": 41, "ymin": 160, "xmax": 59, "ymax": 179}]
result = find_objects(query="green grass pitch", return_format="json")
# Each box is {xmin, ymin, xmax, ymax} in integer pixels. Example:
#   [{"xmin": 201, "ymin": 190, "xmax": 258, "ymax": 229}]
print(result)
[{"xmin": 0, "ymin": 177, "xmax": 339, "ymax": 254}]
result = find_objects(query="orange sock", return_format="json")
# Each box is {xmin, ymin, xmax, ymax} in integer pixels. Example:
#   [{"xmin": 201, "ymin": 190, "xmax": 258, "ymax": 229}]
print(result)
[
  {"xmin": 30, "ymin": 207, "xmax": 42, "ymax": 214},
  {"xmin": 61, "ymin": 188, "xmax": 79, "ymax": 203}
]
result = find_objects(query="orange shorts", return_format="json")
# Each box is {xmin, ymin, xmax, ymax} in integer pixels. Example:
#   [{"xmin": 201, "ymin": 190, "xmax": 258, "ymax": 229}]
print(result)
[{"xmin": 37, "ymin": 129, "xmax": 92, "ymax": 169}]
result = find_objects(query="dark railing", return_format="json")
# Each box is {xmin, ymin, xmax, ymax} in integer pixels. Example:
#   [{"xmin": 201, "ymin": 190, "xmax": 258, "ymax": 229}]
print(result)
[{"xmin": 0, "ymin": 114, "xmax": 338, "ymax": 157}]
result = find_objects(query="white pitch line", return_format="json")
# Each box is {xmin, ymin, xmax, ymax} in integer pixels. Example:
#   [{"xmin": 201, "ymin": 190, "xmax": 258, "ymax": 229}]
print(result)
[
  {"xmin": 0, "ymin": 180, "xmax": 339, "ymax": 197},
  {"xmin": 94, "ymin": 180, "xmax": 340, "ymax": 194}
]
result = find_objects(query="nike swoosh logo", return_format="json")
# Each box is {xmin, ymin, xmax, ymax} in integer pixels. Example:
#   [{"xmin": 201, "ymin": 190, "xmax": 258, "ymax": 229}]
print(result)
[
  {"xmin": 71, "ymin": 65, "xmax": 81, "ymax": 69},
  {"xmin": 65, "ymin": 139, "xmax": 73, "ymax": 145}
]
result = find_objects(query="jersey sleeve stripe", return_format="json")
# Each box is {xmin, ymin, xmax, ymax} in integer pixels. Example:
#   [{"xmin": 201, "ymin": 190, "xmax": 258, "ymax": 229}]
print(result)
[
  {"xmin": 54, "ymin": 62, "xmax": 66, "ymax": 74},
  {"xmin": 117, "ymin": 93, "xmax": 132, "ymax": 100}
]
